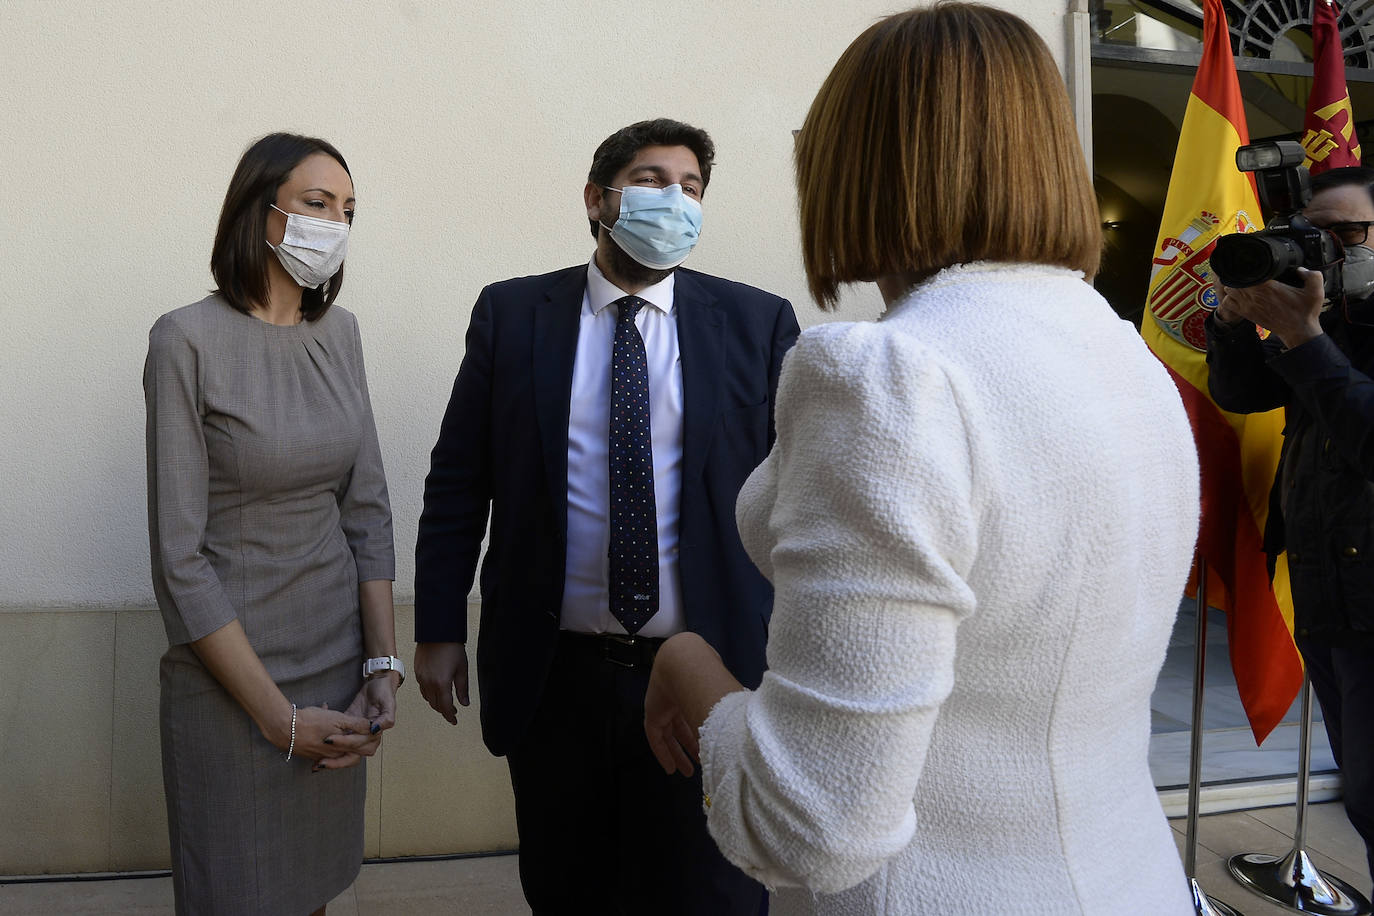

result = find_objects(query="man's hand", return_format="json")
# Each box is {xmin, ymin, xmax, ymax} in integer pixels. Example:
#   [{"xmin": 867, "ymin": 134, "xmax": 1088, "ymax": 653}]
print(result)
[
  {"xmin": 415, "ymin": 641, "xmax": 470, "ymax": 725},
  {"xmin": 644, "ymin": 653, "xmax": 702, "ymax": 778},
  {"xmin": 1216, "ymin": 268, "xmax": 1325, "ymax": 348}
]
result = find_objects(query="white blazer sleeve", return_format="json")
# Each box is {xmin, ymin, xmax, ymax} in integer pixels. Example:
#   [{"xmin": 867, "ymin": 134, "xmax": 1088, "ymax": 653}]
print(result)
[{"xmin": 700, "ymin": 320, "xmax": 983, "ymax": 893}]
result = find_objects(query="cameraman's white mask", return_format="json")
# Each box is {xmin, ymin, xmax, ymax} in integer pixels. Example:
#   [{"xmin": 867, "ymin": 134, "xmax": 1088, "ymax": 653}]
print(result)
[{"xmin": 1340, "ymin": 245, "xmax": 1374, "ymax": 303}]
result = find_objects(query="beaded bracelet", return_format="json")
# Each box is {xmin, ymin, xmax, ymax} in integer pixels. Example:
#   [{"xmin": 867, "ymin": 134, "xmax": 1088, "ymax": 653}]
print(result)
[{"xmin": 285, "ymin": 703, "xmax": 297, "ymax": 762}]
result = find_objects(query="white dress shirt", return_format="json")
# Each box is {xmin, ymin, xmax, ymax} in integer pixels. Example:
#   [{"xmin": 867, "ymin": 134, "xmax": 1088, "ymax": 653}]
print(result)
[{"xmin": 560, "ymin": 257, "xmax": 685, "ymax": 637}]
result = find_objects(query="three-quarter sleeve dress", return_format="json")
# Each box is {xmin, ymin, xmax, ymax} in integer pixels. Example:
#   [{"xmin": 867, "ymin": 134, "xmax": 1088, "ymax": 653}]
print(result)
[{"xmin": 144, "ymin": 294, "xmax": 394, "ymax": 916}]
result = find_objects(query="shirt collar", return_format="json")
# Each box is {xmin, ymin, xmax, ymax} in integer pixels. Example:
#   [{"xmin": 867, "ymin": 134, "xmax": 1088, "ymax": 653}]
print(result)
[{"xmin": 585, "ymin": 256, "xmax": 675, "ymax": 317}]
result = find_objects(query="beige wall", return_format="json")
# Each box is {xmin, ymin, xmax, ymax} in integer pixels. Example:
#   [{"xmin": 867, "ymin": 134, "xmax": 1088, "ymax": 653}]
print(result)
[
  {"xmin": 0, "ymin": 0, "xmax": 1079, "ymax": 874},
  {"xmin": 0, "ymin": 604, "xmax": 515, "ymax": 875}
]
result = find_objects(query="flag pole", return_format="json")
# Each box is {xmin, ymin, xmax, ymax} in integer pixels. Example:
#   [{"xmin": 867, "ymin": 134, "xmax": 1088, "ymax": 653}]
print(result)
[
  {"xmin": 1187, "ymin": 559, "xmax": 1247, "ymax": 916},
  {"xmin": 1226, "ymin": 674, "xmax": 1371, "ymax": 914}
]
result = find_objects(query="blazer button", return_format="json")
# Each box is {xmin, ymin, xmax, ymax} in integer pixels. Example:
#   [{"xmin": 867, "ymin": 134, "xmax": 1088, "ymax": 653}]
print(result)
[
  {"xmin": 1343, "ymin": 546, "xmax": 1360, "ymax": 558},
  {"xmin": 1290, "ymin": 552, "xmax": 1301, "ymax": 563}
]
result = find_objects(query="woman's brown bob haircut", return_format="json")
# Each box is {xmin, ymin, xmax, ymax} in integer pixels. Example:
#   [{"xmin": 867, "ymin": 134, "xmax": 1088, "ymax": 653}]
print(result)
[
  {"xmin": 211, "ymin": 133, "xmax": 351, "ymax": 321},
  {"xmin": 795, "ymin": 2, "xmax": 1102, "ymax": 308}
]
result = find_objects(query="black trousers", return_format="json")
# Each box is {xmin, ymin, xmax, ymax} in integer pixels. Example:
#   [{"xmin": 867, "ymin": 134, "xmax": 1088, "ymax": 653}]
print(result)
[
  {"xmin": 1297, "ymin": 636, "xmax": 1374, "ymax": 889},
  {"xmin": 505, "ymin": 632, "xmax": 765, "ymax": 916}
]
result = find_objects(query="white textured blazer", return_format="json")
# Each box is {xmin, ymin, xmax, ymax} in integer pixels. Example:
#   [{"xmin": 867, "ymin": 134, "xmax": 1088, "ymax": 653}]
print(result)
[{"xmin": 701, "ymin": 262, "xmax": 1200, "ymax": 915}]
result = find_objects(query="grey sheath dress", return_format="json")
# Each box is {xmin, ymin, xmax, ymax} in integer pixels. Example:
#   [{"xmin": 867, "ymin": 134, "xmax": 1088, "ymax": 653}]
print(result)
[{"xmin": 144, "ymin": 295, "xmax": 394, "ymax": 915}]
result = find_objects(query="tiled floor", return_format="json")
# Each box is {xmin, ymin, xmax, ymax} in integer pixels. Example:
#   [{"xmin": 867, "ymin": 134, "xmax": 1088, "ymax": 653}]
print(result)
[
  {"xmin": 1172, "ymin": 802, "xmax": 1372, "ymax": 914},
  {"xmin": 0, "ymin": 854, "xmax": 528, "ymax": 915},
  {"xmin": 2, "ymin": 803, "xmax": 1368, "ymax": 914}
]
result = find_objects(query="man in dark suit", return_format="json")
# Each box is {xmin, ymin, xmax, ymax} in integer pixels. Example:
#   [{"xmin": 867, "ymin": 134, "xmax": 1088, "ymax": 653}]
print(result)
[{"xmin": 414, "ymin": 119, "xmax": 799, "ymax": 915}]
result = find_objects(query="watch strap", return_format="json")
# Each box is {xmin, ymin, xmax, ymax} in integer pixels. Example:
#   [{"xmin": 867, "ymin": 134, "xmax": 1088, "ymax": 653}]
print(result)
[{"xmin": 363, "ymin": 655, "xmax": 406, "ymax": 685}]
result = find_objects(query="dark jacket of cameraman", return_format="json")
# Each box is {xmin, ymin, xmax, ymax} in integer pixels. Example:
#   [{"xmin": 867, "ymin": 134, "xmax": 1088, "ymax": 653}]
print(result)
[{"xmin": 1205, "ymin": 300, "xmax": 1374, "ymax": 647}]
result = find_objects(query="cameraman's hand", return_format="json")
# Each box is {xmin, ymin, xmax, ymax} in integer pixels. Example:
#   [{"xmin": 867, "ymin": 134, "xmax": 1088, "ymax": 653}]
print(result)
[
  {"xmin": 1211, "ymin": 283, "xmax": 1250, "ymax": 327},
  {"xmin": 1217, "ymin": 268, "xmax": 1324, "ymax": 349}
]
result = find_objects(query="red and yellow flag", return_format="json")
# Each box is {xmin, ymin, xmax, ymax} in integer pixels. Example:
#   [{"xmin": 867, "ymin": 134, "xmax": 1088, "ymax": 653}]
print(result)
[
  {"xmin": 1302, "ymin": 0, "xmax": 1362, "ymax": 172},
  {"xmin": 1142, "ymin": 0, "xmax": 1302, "ymax": 744}
]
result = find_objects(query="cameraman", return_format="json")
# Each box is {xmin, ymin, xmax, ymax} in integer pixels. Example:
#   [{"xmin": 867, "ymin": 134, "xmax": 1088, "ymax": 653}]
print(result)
[{"xmin": 1206, "ymin": 165, "xmax": 1374, "ymax": 888}]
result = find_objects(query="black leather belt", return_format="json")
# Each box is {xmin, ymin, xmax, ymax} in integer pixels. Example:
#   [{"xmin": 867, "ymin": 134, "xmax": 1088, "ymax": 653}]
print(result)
[{"xmin": 559, "ymin": 631, "xmax": 665, "ymax": 669}]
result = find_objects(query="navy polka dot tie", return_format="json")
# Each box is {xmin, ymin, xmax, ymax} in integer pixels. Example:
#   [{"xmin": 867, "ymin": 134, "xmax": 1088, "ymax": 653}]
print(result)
[{"xmin": 608, "ymin": 295, "xmax": 659, "ymax": 634}]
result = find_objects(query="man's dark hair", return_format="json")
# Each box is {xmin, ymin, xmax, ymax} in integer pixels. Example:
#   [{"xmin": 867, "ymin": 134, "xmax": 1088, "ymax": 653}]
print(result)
[
  {"xmin": 585, "ymin": 119, "xmax": 715, "ymax": 238},
  {"xmin": 211, "ymin": 132, "xmax": 351, "ymax": 321},
  {"xmin": 1311, "ymin": 165, "xmax": 1374, "ymax": 207}
]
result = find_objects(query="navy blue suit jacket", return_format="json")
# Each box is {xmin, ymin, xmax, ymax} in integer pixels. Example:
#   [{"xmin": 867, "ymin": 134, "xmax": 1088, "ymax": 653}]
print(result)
[{"xmin": 415, "ymin": 264, "xmax": 800, "ymax": 755}]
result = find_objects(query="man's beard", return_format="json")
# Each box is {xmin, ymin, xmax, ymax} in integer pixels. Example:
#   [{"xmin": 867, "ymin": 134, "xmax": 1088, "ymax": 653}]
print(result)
[
  {"xmin": 597, "ymin": 208, "xmax": 675, "ymax": 288},
  {"xmin": 603, "ymin": 238, "xmax": 674, "ymax": 288}
]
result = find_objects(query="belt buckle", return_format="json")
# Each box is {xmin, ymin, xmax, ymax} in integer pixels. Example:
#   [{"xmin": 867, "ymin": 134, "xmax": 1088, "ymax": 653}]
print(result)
[{"xmin": 603, "ymin": 633, "xmax": 639, "ymax": 669}]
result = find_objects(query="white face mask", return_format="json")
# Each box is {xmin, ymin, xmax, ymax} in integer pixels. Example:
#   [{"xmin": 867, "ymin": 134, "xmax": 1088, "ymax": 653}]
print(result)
[
  {"xmin": 1340, "ymin": 244, "xmax": 1374, "ymax": 303},
  {"xmin": 266, "ymin": 204, "xmax": 349, "ymax": 288}
]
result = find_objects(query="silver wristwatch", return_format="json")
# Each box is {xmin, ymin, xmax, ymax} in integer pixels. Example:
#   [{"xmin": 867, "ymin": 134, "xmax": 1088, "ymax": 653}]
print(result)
[{"xmin": 363, "ymin": 655, "xmax": 406, "ymax": 685}]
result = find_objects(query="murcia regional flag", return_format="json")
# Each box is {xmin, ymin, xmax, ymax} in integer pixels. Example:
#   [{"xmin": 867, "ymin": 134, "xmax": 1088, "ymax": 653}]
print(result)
[
  {"xmin": 1141, "ymin": 0, "xmax": 1302, "ymax": 744},
  {"xmin": 1302, "ymin": 0, "xmax": 1362, "ymax": 172}
]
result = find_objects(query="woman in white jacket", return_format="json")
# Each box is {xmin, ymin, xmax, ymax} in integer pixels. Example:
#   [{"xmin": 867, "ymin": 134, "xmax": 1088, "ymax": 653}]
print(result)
[{"xmin": 643, "ymin": 4, "xmax": 1199, "ymax": 914}]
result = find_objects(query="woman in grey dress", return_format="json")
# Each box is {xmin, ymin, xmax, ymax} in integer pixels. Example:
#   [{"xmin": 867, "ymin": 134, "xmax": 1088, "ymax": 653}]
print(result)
[{"xmin": 144, "ymin": 133, "xmax": 398, "ymax": 916}]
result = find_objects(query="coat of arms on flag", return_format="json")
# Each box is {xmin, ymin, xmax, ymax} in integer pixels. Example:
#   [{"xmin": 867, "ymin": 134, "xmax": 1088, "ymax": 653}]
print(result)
[{"xmin": 1149, "ymin": 208, "xmax": 1257, "ymax": 350}]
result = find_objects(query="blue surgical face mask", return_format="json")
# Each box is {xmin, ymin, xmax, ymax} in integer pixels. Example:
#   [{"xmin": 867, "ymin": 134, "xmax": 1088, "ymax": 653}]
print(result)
[{"xmin": 599, "ymin": 184, "xmax": 703, "ymax": 270}]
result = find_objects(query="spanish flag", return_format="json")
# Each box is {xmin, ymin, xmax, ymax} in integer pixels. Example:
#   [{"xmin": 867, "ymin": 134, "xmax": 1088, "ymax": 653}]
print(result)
[
  {"xmin": 1141, "ymin": 0, "xmax": 1303, "ymax": 744},
  {"xmin": 1302, "ymin": 0, "xmax": 1362, "ymax": 173}
]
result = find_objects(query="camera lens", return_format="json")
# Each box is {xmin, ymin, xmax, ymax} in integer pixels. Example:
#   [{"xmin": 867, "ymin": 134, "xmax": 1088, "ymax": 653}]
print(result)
[{"xmin": 1212, "ymin": 233, "xmax": 1304, "ymax": 287}]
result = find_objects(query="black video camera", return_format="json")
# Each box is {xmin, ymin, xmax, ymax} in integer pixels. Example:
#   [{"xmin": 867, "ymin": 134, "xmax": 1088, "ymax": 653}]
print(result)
[{"xmin": 1210, "ymin": 140, "xmax": 1341, "ymax": 290}]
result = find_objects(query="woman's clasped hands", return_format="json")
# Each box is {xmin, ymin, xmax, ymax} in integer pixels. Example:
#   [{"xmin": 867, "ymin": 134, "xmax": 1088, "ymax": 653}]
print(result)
[{"xmin": 272, "ymin": 674, "xmax": 400, "ymax": 772}]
